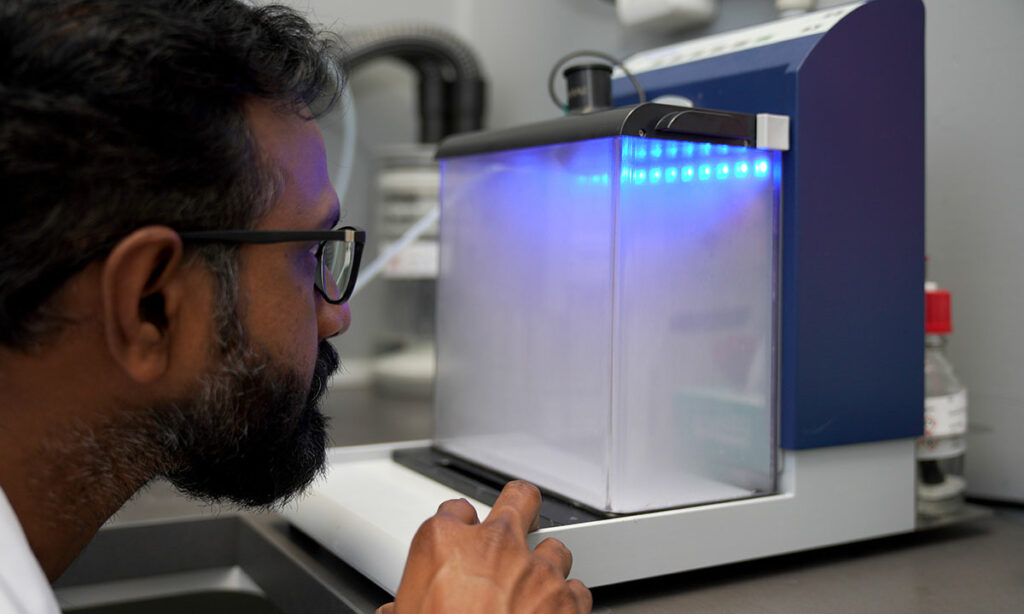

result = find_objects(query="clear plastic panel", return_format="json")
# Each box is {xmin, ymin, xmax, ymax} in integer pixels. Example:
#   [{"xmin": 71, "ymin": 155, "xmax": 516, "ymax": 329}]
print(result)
[
  {"xmin": 610, "ymin": 138, "xmax": 779, "ymax": 511},
  {"xmin": 436, "ymin": 136, "xmax": 779, "ymax": 513},
  {"xmin": 436, "ymin": 139, "xmax": 617, "ymax": 508}
]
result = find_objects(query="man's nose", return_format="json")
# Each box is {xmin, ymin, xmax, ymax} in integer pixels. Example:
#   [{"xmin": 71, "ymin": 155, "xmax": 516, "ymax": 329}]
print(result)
[{"xmin": 318, "ymin": 299, "xmax": 351, "ymax": 340}]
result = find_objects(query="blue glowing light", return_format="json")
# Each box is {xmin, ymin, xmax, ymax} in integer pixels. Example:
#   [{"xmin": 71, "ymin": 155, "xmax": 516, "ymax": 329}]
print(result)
[{"xmin": 609, "ymin": 136, "xmax": 777, "ymax": 186}]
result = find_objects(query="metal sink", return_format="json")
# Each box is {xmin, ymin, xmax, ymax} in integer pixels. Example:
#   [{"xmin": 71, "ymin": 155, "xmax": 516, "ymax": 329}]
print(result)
[
  {"xmin": 54, "ymin": 514, "xmax": 391, "ymax": 614},
  {"xmin": 62, "ymin": 585, "xmax": 281, "ymax": 614}
]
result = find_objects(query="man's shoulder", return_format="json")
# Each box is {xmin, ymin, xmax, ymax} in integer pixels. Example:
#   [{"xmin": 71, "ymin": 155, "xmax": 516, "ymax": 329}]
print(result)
[{"xmin": 0, "ymin": 487, "xmax": 62, "ymax": 613}]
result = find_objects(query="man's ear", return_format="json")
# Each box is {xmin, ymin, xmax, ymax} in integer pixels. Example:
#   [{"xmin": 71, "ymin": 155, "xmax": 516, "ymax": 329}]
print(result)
[{"xmin": 100, "ymin": 226, "xmax": 190, "ymax": 384}]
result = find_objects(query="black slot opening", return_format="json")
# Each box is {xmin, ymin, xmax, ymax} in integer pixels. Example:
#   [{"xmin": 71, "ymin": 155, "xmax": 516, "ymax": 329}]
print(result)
[{"xmin": 392, "ymin": 447, "xmax": 614, "ymax": 527}]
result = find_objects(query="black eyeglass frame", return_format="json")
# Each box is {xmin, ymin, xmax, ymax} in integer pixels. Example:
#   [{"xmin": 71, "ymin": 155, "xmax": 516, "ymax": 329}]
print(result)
[{"xmin": 178, "ymin": 226, "xmax": 366, "ymax": 305}]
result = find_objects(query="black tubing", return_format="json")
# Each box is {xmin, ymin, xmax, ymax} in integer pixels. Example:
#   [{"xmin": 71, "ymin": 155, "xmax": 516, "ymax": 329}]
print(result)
[
  {"xmin": 343, "ymin": 24, "xmax": 482, "ymax": 79},
  {"xmin": 341, "ymin": 25, "xmax": 487, "ymax": 139},
  {"xmin": 408, "ymin": 56, "xmax": 448, "ymax": 143}
]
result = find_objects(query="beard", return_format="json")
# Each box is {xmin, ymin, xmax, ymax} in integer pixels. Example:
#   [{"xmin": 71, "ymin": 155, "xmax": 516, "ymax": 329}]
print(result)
[{"xmin": 152, "ymin": 290, "xmax": 341, "ymax": 507}]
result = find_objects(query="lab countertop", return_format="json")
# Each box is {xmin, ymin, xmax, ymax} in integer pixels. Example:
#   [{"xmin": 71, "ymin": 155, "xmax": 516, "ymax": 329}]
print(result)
[{"xmin": 106, "ymin": 386, "xmax": 1024, "ymax": 613}]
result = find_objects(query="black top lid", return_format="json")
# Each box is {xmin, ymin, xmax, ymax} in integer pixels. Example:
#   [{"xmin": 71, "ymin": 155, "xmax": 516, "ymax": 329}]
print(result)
[{"xmin": 436, "ymin": 102, "xmax": 758, "ymax": 159}]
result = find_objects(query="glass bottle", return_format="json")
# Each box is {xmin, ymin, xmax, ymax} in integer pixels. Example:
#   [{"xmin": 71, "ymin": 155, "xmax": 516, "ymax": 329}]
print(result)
[{"xmin": 916, "ymin": 281, "xmax": 968, "ymax": 519}]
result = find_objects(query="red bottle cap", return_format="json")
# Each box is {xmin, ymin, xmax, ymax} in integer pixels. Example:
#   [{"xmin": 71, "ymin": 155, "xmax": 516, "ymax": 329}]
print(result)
[{"xmin": 925, "ymin": 284, "xmax": 952, "ymax": 334}]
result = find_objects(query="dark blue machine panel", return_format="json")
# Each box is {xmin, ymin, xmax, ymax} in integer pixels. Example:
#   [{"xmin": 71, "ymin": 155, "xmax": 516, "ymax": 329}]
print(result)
[{"xmin": 615, "ymin": 0, "xmax": 925, "ymax": 449}]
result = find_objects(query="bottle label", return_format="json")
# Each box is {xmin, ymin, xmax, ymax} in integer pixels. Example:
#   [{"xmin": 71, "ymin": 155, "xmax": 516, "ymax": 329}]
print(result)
[
  {"xmin": 924, "ymin": 390, "xmax": 968, "ymax": 438},
  {"xmin": 917, "ymin": 435, "xmax": 967, "ymax": 460}
]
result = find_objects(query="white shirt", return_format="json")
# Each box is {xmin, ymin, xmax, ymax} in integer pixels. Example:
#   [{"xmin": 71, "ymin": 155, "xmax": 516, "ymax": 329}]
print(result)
[{"xmin": 0, "ymin": 487, "xmax": 61, "ymax": 613}]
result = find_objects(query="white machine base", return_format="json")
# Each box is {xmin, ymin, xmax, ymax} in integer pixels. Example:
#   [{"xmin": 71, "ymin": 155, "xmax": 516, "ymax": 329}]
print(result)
[{"xmin": 284, "ymin": 438, "xmax": 916, "ymax": 594}]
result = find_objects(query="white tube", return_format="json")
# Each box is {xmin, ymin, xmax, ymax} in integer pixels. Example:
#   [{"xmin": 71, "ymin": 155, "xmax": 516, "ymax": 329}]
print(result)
[{"xmin": 351, "ymin": 205, "xmax": 440, "ymax": 298}]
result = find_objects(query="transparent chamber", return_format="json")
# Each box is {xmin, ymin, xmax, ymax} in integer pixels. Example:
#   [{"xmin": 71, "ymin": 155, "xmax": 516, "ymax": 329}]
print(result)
[{"xmin": 435, "ymin": 136, "xmax": 781, "ymax": 513}]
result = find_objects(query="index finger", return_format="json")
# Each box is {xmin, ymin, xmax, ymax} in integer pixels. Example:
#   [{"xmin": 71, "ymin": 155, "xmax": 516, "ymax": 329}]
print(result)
[{"xmin": 485, "ymin": 480, "xmax": 542, "ymax": 536}]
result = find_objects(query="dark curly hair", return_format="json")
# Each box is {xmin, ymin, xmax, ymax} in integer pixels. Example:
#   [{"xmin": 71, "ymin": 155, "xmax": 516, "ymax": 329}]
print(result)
[{"xmin": 0, "ymin": 0, "xmax": 343, "ymax": 350}]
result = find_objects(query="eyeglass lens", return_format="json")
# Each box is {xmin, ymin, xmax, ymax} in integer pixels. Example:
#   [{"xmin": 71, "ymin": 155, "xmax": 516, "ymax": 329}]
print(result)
[{"xmin": 317, "ymin": 240, "xmax": 356, "ymax": 302}]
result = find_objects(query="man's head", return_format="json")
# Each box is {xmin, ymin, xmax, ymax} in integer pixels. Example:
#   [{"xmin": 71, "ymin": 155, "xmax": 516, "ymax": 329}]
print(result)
[{"xmin": 0, "ymin": 0, "xmax": 350, "ymax": 506}]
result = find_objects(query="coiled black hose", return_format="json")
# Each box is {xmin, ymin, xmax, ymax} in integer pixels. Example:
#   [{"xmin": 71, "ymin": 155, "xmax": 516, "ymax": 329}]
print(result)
[{"xmin": 341, "ymin": 24, "xmax": 487, "ymax": 142}]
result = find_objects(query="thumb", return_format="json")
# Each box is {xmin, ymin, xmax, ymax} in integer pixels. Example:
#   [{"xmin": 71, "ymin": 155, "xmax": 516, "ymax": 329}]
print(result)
[{"xmin": 376, "ymin": 602, "xmax": 396, "ymax": 614}]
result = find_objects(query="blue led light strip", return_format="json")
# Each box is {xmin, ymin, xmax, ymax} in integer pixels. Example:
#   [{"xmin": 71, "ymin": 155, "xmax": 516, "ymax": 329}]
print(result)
[{"xmin": 592, "ymin": 137, "xmax": 776, "ymax": 186}]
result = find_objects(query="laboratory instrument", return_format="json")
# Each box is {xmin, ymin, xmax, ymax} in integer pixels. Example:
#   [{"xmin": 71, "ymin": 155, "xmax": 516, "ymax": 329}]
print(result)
[{"xmin": 287, "ymin": 0, "xmax": 951, "ymax": 592}]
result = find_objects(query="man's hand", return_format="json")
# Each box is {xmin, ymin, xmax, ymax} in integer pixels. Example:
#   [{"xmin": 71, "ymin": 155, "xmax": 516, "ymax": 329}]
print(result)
[{"xmin": 376, "ymin": 481, "xmax": 592, "ymax": 613}]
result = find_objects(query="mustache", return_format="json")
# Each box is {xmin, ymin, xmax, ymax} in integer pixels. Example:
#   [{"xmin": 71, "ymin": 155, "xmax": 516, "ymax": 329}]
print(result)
[{"xmin": 307, "ymin": 340, "xmax": 340, "ymax": 405}]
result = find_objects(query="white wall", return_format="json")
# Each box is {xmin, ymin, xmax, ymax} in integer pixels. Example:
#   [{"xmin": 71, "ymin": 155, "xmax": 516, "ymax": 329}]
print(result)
[
  {"xmin": 921, "ymin": 0, "xmax": 1024, "ymax": 501},
  {"xmin": 298, "ymin": 0, "xmax": 781, "ymax": 137}
]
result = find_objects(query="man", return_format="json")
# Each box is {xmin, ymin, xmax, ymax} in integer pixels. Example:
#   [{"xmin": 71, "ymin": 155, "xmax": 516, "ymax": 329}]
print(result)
[{"xmin": 0, "ymin": 1, "xmax": 592, "ymax": 612}]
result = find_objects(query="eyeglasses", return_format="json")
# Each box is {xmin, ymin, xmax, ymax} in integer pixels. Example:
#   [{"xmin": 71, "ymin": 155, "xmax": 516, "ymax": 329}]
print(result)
[{"xmin": 178, "ymin": 227, "xmax": 366, "ymax": 305}]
